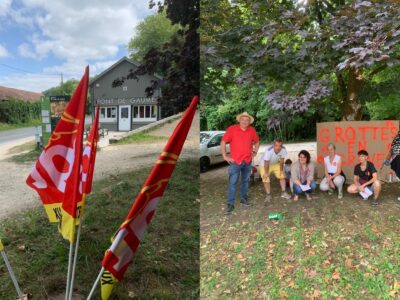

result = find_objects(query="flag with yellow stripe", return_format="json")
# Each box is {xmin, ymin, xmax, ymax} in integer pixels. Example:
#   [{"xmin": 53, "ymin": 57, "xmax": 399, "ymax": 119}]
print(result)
[
  {"xmin": 26, "ymin": 67, "xmax": 89, "ymax": 243},
  {"xmin": 100, "ymin": 96, "xmax": 198, "ymax": 299}
]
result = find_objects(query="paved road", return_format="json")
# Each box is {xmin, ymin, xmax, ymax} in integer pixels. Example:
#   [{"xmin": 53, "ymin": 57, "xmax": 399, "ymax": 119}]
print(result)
[{"xmin": 0, "ymin": 127, "xmax": 36, "ymax": 145}]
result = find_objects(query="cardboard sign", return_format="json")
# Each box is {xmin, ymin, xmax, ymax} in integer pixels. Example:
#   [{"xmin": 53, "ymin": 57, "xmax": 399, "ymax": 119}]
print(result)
[{"xmin": 316, "ymin": 121, "xmax": 399, "ymax": 182}]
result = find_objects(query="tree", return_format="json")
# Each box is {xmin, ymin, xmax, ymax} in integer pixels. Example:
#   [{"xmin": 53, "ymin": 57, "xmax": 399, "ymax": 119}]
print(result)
[
  {"xmin": 128, "ymin": 12, "xmax": 180, "ymax": 63},
  {"xmin": 203, "ymin": 0, "xmax": 400, "ymax": 126},
  {"xmin": 42, "ymin": 79, "xmax": 79, "ymax": 96},
  {"xmin": 113, "ymin": 0, "xmax": 199, "ymax": 116}
]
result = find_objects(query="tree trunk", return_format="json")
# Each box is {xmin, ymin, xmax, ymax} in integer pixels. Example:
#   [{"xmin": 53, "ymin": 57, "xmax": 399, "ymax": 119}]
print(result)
[{"xmin": 342, "ymin": 68, "xmax": 363, "ymax": 121}]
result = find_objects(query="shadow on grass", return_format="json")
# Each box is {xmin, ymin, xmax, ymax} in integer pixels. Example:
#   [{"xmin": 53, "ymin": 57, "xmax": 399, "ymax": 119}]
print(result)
[{"xmin": 0, "ymin": 159, "xmax": 199, "ymax": 299}]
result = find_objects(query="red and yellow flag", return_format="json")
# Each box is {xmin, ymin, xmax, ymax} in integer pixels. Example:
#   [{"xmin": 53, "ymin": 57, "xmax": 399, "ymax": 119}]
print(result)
[
  {"xmin": 100, "ymin": 96, "xmax": 198, "ymax": 299},
  {"xmin": 26, "ymin": 67, "xmax": 89, "ymax": 243}
]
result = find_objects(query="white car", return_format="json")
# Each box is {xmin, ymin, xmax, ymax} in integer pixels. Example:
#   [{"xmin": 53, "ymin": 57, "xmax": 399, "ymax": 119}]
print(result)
[{"xmin": 200, "ymin": 131, "xmax": 230, "ymax": 172}]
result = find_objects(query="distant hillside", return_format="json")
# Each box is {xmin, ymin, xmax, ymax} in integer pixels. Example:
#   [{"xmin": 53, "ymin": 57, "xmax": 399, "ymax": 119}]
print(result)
[{"xmin": 0, "ymin": 86, "xmax": 42, "ymax": 102}]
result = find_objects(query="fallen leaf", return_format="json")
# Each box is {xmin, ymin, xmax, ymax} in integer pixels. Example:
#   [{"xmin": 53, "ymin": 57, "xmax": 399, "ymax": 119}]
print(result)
[
  {"xmin": 332, "ymin": 271, "xmax": 340, "ymax": 280},
  {"xmin": 308, "ymin": 249, "xmax": 316, "ymax": 255},
  {"xmin": 311, "ymin": 289, "xmax": 321, "ymax": 299},
  {"xmin": 280, "ymin": 290, "xmax": 288, "ymax": 298},
  {"xmin": 287, "ymin": 240, "xmax": 295, "ymax": 246},
  {"xmin": 307, "ymin": 269, "xmax": 318, "ymax": 278},
  {"xmin": 345, "ymin": 258, "xmax": 353, "ymax": 269},
  {"xmin": 324, "ymin": 277, "xmax": 329, "ymax": 284}
]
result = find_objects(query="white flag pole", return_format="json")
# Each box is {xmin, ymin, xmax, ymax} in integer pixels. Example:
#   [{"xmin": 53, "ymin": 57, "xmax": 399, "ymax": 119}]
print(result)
[
  {"xmin": 68, "ymin": 218, "xmax": 84, "ymax": 300},
  {"xmin": 0, "ymin": 246, "xmax": 24, "ymax": 300},
  {"xmin": 65, "ymin": 226, "xmax": 77, "ymax": 300},
  {"xmin": 87, "ymin": 267, "xmax": 104, "ymax": 300}
]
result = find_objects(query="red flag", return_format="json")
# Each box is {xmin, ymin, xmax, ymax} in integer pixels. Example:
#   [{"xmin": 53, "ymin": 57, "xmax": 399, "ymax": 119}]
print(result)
[
  {"xmin": 82, "ymin": 105, "xmax": 100, "ymax": 195},
  {"xmin": 26, "ymin": 67, "xmax": 89, "ymax": 243},
  {"xmin": 100, "ymin": 96, "xmax": 198, "ymax": 299}
]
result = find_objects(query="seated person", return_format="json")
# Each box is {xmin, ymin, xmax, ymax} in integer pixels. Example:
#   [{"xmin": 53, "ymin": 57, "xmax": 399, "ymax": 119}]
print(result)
[
  {"xmin": 319, "ymin": 143, "xmax": 346, "ymax": 199},
  {"xmin": 284, "ymin": 159, "xmax": 292, "ymax": 192},
  {"xmin": 259, "ymin": 139, "xmax": 291, "ymax": 202},
  {"xmin": 347, "ymin": 150, "xmax": 381, "ymax": 206},
  {"xmin": 291, "ymin": 150, "xmax": 316, "ymax": 201}
]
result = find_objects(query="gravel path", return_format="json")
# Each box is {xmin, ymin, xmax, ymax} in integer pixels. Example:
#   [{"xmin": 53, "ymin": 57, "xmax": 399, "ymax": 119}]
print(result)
[{"xmin": 0, "ymin": 112, "xmax": 199, "ymax": 221}]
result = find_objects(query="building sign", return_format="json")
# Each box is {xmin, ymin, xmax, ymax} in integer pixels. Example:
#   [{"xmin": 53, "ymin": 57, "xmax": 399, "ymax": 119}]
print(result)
[
  {"xmin": 40, "ymin": 95, "xmax": 71, "ymax": 146},
  {"xmin": 96, "ymin": 97, "xmax": 157, "ymax": 105},
  {"xmin": 316, "ymin": 120, "xmax": 399, "ymax": 181}
]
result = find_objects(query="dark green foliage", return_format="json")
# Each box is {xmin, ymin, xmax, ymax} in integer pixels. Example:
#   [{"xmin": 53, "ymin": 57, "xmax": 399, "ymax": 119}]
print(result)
[{"xmin": 0, "ymin": 100, "xmax": 40, "ymax": 124}]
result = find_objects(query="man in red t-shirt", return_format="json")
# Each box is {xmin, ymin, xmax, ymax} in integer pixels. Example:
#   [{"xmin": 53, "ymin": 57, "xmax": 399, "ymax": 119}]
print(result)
[{"xmin": 221, "ymin": 112, "xmax": 260, "ymax": 214}]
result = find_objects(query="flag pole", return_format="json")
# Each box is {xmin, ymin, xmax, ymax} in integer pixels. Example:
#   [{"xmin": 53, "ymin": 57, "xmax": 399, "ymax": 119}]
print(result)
[
  {"xmin": 68, "ymin": 215, "xmax": 84, "ymax": 300},
  {"xmin": 0, "ymin": 245, "xmax": 24, "ymax": 300},
  {"xmin": 87, "ymin": 267, "xmax": 104, "ymax": 300},
  {"xmin": 65, "ymin": 227, "xmax": 77, "ymax": 300}
]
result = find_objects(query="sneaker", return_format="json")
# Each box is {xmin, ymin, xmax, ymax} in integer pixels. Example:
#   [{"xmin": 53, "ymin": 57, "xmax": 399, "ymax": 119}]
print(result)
[
  {"xmin": 371, "ymin": 198, "xmax": 379, "ymax": 206},
  {"xmin": 240, "ymin": 199, "xmax": 251, "ymax": 207},
  {"xmin": 265, "ymin": 194, "xmax": 272, "ymax": 202},
  {"xmin": 328, "ymin": 188, "xmax": 333, "ymax": 195},
  {"xmin": 225, "ymin": 204, "xmax": 234, "ymax": 214},
  {"xmin": 305, "ymin": 193, "xmax": 312, "ymax": 201},
  {"xmin": 281, "ymin": 191, "xmax": 291, "ymax": 199},
  {"xmin": 338, "ymin": 191, "xmax": 343, "ymax": 199}
]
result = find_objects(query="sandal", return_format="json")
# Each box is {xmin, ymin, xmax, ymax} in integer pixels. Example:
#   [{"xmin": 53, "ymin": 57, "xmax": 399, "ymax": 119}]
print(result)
[
  {"xmin": 306, "ymin": 193, "xmax": 312, "ymax": 201},
  {"xmin": 293, "ymin": 195, "xmax": 299, "ymax": 202}
]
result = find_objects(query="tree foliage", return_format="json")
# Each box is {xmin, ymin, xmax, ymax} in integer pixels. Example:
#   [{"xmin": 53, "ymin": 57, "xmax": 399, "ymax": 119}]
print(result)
[
  {"xmin": 128, "ymin": 12, "xmax": 180, "ymax": 63},
  {"xmin": 113, "ymin": 0, "xmax": 199, "ymax": 116},
  {"xmin": 202, "ymin": 0, "xmax": 400, "ymax": 137}
]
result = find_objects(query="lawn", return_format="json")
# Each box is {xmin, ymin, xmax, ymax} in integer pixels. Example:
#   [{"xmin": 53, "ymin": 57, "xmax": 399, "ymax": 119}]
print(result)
[
  {"xmin": 116, "ymin": 132, "xmax": 167, "ymax": 144},
  {"xmin": 0, "ymin": 159, "xmax": 199, "ymax": 299},
  {"xmin": 201, "ymin": 165, "xmax": 400, "ymax": 299}
]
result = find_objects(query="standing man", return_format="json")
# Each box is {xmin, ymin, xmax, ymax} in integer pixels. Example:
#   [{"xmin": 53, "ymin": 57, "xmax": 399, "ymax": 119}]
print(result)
[
  {"xmin": 221, "ymin": 112, "xmax": 260, "ymax": 214},
  {"xmin": 259, "ymin": 139, "xmax": 291, "ymax": 202},
  {"xmin": 347, "ymin": 150, "xmax": 382, "ymax": 206},
  {"xmin": 384, "ymin": 130, "xmax": 400, "ymax": 200}
]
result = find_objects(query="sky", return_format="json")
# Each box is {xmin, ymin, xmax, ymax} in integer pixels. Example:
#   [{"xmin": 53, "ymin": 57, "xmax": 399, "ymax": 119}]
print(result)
[{"xmin": 0, "ymin": 0, "xmax": 155, "ymax": 93}]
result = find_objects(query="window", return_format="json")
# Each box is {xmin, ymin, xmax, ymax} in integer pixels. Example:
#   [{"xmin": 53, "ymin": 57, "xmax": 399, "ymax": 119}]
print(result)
[
  {"xmin": 99, "ymin": 106, "xmax": 117, "ymax": 122},
  {"xmin": 133, "ymin": 105, "xmax": 157, "ymax": 121}
]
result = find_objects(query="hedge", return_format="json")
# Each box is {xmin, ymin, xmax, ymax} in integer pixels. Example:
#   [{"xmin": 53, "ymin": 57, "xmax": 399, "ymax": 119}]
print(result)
[{"xmin": 0, "ymin": 99, "xmax": 41, "ymax": 124}]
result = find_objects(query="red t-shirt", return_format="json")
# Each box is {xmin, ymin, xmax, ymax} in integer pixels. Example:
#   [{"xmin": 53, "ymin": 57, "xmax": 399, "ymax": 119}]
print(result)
[{"xmin": 223, "ymin": 124, "xmax": 259, "ymax": 164}]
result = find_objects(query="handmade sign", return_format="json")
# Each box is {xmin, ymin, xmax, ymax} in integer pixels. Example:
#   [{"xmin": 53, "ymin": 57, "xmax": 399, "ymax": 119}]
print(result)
[{"xmin": 316, "ymin": 121, "xmax": 399, "ymax": 181}]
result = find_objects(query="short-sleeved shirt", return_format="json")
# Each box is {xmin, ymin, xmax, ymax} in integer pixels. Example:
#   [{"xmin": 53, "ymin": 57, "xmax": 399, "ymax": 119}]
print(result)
[
  {"xmin": 260, "ymin": 146, "xmax": 287, "ymax": 165},
  {"xmin": 324, "ymin": 154, "xmax": 341, "ymax": 174},
  {"xmin": 222, "ymin": 124, "xmax": 259, "ymax": 164},
  {"xmin": 354, "ymin": 161, "xmax": 377, "ymax": 185}
]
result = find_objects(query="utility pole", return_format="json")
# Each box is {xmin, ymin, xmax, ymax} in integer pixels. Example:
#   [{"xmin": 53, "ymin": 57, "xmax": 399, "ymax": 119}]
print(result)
[{"xmin": 61, "ymin": 72, "xmax": 64, "ymax": 95}]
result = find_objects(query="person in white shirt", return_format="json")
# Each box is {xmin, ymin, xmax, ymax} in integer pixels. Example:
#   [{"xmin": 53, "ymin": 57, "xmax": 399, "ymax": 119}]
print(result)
[
  {"xmin": 320, "ymin": 143, "xmax": 346, "ymax": 199},
  {"xmin": 259, "ymin": 139, "xmax": 291, "ymax": 202}
]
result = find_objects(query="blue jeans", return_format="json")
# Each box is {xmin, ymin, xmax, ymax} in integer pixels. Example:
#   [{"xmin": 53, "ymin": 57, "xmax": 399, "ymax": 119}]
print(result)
[
  {"xmin": 227, "ymin": 162, "xmax": 252, "ymax": 205},
  {"xmin": 293, "ymin": 180, "xmax": 317, "ymax": 195}
]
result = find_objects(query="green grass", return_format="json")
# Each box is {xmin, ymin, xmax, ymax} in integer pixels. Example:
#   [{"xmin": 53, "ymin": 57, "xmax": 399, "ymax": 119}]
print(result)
[
  {"xmin": 0, "ymin": 119, "xmax": 41, "ymax": 131},
  {"xmin": 200, "ymin": 175, "xmax": 400, "ymax": 299},
  {"xmin": 7, "ymin": 148, "xmax": 41, "ymax": 164},
  {"xmin": 0, "ymin": 159, "xmax": 199, "ymax": 299},
  {"xmin": 116, "ymin": 132, "xmax": 167, "ymax": 144}
]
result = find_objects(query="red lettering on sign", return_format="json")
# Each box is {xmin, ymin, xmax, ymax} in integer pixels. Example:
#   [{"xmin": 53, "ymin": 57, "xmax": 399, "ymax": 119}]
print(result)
[
  {"xmin": 381, "ymin": 127, "xmax": 389, "ymax": 141},
  {"xmin": 345, "ymin": 126, "xmax": 356, "ymax": 140},
  {"xmin": 358, "ymin": 127, "xmax": 367, "ymax": 140},
  {"xmin": 376, "ymin": 152, "xmax": 385, "ymax": 168},
  {"xmin": 371, "ymin": 127, "xmax": 378, "ymax": 140},
  {"xmin": 317, "ymin": 155, "xmax": 324, "ymax": 165},
  {"xmin": 335, "ymin": 127, "xmax": 345, "ymax": 143},
  {"xmin": 358, "ymin": 140, "xmax": 366, "ymax": 151},
  {"xmin": 348, "ymin": 153, "xmax": 356, "ymax": 166},
  {"xmin": 319, "ymin": 129, "xmax": 330, "ymax": 143}
]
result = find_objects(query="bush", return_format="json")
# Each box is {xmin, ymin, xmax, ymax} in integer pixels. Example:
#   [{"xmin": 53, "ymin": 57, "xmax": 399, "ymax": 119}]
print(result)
[{"xmin": 0, "ymin": 99, "xmax": 40, "ymax": 124}]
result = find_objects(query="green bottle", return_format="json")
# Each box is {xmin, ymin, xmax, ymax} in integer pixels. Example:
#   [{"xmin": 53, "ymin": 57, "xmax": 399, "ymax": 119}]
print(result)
[{"xmin": 268, "ymin": 213, "xmax": 283, "ymax": 220}]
